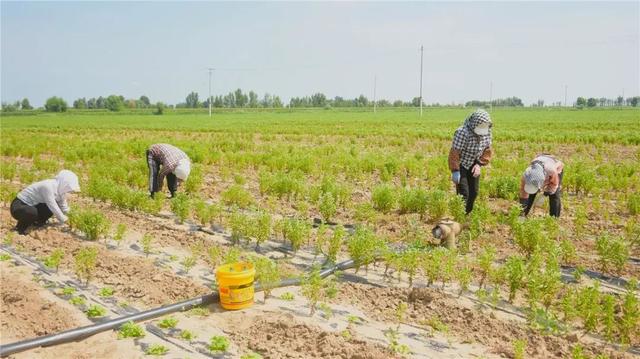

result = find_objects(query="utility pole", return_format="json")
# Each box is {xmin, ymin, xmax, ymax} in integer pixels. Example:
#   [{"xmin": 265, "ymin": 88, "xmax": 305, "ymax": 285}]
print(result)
[
  {"xmin": 564, "ymin": 85, "xmax": 567, "ymax": 107},
  {"xmin": 373, "ymin": 75, "xmax": 377, "ymax": 114},
  {"xmin": 419, "ymin": 45, "xmax": 424, "ymax": 117},
  {"xmin": 208, "ymin": 68, "xmax": 214, "ymax": 117}
]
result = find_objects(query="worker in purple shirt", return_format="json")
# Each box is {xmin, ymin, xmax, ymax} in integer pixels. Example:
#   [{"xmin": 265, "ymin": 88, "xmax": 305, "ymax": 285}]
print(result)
[{"xmin": 147, "ymin": 144, "xmax": 191, "ymax": 198}]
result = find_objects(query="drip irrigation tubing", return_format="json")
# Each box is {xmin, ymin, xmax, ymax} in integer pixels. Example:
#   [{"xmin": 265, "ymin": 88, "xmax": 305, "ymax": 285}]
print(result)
[{"xmin": 0, "ymin": 259, "xmax": 355, "ymax": 357}]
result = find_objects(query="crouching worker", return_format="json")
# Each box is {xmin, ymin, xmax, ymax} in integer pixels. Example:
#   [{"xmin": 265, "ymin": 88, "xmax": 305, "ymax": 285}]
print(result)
[
  {"xmin": 519, "ymin": 154, "xmax": 564, "ymax": 217},
  {"xmin": 448, "ymin": 109, "xmax": 493, "ymax": 214},
  {"xmin": 10, "ymin": 170, "xmax": 80, "ymax": 235},
  {"xmin": 147, "ymin": 143, "xmax": 191, "ymax": 198},
  {"xmin": 432, "ymin": 219, "xmax": 462, "ymax": 249}
]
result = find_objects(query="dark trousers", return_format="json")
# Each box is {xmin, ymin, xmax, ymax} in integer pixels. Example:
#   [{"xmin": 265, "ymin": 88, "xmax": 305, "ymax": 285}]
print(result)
[
  {"xmin": 524, "ymin": 172, "xmax": 563, "ymax": 217},
  {"xmin": 456, "ymin": 166, "xmax": 480, "ymax": 214},
  {"xmin": 146, "ymin": 150, "xmax": 178, "ymax": 195},
  {"xmin": 10, "ymin": 198, "xmax": 53, "ymax": 233}
]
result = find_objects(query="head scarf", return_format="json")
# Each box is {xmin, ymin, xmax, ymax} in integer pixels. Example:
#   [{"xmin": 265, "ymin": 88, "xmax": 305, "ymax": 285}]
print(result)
[{"xmin": 55, "ymin": 170, "xmax": 80, "ymax": 196}]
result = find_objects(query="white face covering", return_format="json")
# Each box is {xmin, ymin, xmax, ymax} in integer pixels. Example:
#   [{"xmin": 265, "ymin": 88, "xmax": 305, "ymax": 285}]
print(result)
[{"xmin": 474, "ymin": 123, "xmax": 490, "ymax": 135}]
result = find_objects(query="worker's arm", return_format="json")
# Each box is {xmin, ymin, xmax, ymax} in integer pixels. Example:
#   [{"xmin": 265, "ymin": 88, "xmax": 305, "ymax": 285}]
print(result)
[
  {"xmin": 518, "ymin": 175, "xmax": 533, "ymax": 215},
  {"xmin": 43, "ymin": 186, "xmax": 68, "ymax": 223},
  {"xmin": 477, "ymin": 147, "xmax": 492, "ymax": 166},
  {"xmin": 448, "ymin": 148, "xmax": 461, "ymax": 172},
  {"xmin": 58, "ymin": 196, "xmax": 70, "ymax": 214},
  {"xmin": 544, "ymin": 169, "xmax": 560, "ymax": 195}
]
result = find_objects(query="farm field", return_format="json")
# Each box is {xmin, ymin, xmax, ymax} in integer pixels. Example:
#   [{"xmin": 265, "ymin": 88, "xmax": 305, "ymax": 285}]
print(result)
[{"xmin": 1, "ymin": 107, "xmax": 639, "ymax": 359}]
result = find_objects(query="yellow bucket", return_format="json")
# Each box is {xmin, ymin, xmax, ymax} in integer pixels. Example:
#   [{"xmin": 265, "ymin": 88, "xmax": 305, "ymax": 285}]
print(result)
[{"xmin": 215, "ymin": 262, "xmax": 255, "ymax": 310}]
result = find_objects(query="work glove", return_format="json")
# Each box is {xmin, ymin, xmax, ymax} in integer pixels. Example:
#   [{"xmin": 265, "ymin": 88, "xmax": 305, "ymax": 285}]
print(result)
[
  {"xmin": 471, "ymin": 164, "xmax": 481, "ymax": 177},
  {"xmin": 451, "ymin": 171, "xmax": 461, "ymax": 184}
]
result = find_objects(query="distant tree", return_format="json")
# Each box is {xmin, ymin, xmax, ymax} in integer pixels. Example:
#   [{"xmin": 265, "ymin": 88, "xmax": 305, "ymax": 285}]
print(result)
[
  {"xmin": 311, "ymin": 93, "xmax": 327, "ymax": 107},
  {"xmin": 273, "ymin": 96, "xmax": 283, "ymax": 108},
  {"xmin": 616, "ymin": 96, "xmax": 624, "ymax": 106},
  {"xmin": 223, "ymin": 92, "xmax": 235, "ymax": 108},
  {"xmin": 1, "ymin": 102, "xmax": 18, "ymax": 112},
  {"xmin": 126, "ymin": 99, "xmax": 137, "ymax": 109},
  {"xmin": 154, "ymin": 102, "xmax": 165, "ymax": 115},
  {"xmin": 45, "ymin": 97, "xmax": 68, "ymax": 112},
  {"xmin": 21, "ymin": 98, "xmax": 33, "ymax": 110},
  {"xmin": 73, "ymin": 98, "xmax": 87, "ymax": 109},
  {"xmin": 234, "ymin": 89, "xmax": 247, "ymax": 107},
  {"xmin": 105, "ymin": 95, "xmax": 124, "ymax": 111},
  {"xmin": 587, "ymin": 97, "xmax": 597, "ymax": 107},
  {"xmin": 411, "ymin": 97, "xmax": 423, "ymax": 107},
  {"xmin": 248, "ymin": 91, "xmax": 259, "ymax": 108},
  {"xmin": 139, "ymin": 95, "xmax": 151, "ymax": 108},
  {"xmin": 87, "ymin": 98, "xmax": 96, "ymax": 109},
  {"xmin": 96, "ymin": 96, "xmax": 106, "ymax": 109},
  {"xmin": 185, "ymin": 92, "xmax": 199, "ymax": 108},
  {"xmin": 355, "ymin": 95, "xmax": 369, "ymax": 107},
  {"xmin": 631, "ymin": 97, "xmax": 639, "ymax": 107},
  {"xmin": 393, "ymin": 100, "xmax": 404, "ymax": 107},
  {"xmin": 576, "ymin": 97, "xmax": 587, "ymax": 107},
  {"xmin": 213, "ymin": 95, "xmax": 224, "ymax": 108},
  {"xmin": 377, "ymin": 99, "xmax": 390, "ymax": 107},
  {"xmin": 261, "ymin": 93, "xmax": 273, "ymax": 108}
]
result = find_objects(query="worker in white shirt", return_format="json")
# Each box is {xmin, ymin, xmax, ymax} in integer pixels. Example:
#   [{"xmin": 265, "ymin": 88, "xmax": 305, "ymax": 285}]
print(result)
[{"xmin": 10, "ymin": 170, "xmax": 81, "ymax": 235}]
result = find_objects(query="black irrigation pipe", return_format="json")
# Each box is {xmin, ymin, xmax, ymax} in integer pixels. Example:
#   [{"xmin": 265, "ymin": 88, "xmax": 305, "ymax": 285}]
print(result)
[{"xmin": 0, "ymin": 259, "xmax": 355, "ymax": 358}]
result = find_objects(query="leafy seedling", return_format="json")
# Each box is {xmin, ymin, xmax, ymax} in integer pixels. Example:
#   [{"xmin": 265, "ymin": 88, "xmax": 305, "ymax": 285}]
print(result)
[
  {"xmin": 157, "ymin": 317, "xmax": 178, "ymax": 329},
  {"xmin": 98, "ymin": 286, "xmax": 115, "ymax": 297},
  {"xmin": 240, "ymin": 352, "xmax": 263, "ymax": 359},
  {"xmin": 113, "ymin": 223, "xmax": 127, "ymax": 246},
  {"xmin": 118, "ymin": 321, "xmax": 145, "ymax": 339},
  {"xmin": 279, "ymin": 292, "xmax": 295, "ymax": 301},
  {"xmin": 208, "ymin": 335, "xmax": 229, "ymax": 352},
  {"xmin": 61, "ymin": 286, "xmax": 76, "ymax": 296},
  {"xmin": 0, "ymin": 253, "xmax": 11, "ymax": 261},
  {"xmin": 145, "ymin": 344, "xmax": 169, "ymax": 356},
  {"xmin": 86, "ymin": 304, "xmax": 107, "ymax": 318},
  {"xmin": 141, "ymin": 233, "xmax": 153, "ymax": 257},
  {"xmin": 43, "ymin": 249, "xmax": 64, "ymax": 272},
  {"xmin": 69, "ymin": 296, "xmax": 86, "ymax": 306},
  {"xmin": 74, "ymin": 247, "xmax": 98, "ymax": 285},
  {"xmin": 180, "ymin": 329, "xmax": 197, "ymax": 342},
  {"xmin": 181, "ymin": 256, "xmax": 197, "ymax": 273}
]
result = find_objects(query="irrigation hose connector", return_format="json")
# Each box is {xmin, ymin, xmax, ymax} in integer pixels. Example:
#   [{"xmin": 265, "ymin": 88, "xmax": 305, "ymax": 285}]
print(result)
[{"xmin": 431, "ymin": 219, "xmax": 462, "ymax": 250}]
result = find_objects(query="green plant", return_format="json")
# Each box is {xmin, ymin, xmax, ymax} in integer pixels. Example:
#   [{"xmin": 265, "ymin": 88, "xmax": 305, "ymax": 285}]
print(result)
[
  {"xmin": 118, "ymin": 321, "xmax": 145, "ymax": 339},
  {"xmin": 347, "ymin": 227, "xmax": 384, "ymax": 273},
  {"xmin": 186, "ymin": 306, "xmax": 209, "ymax": 317},
  {"xmin": 476, "ymin": 246, "xmax": 496, "ymax": 289},
  {"xmin": 85, "ymin": 304, "xmax": 107, "ymax": 318},
  {"xmin": 98, "ymin": 287, "xmax": 115, "ymax": 297},
  {"xmin": 513, "ymin": 339, "xmax": 526, "ymax": 359},
  {"xmin": 326, "ymin": 225, "xmax": 345, "ymax": 264},
  {"xmin": 252, "ymin": 256, "xmax": 280, "ymax": 301},
  {"xmin": 400, "ymin": 248, "xmax": 420, "ymax": 287},
  {"xmin": 600, "ymin": 293, "xmax": 616, "ymax": 343},
  {"xmin": 280, "ymin": 292, "xmax": 295, "ymax": 301},
  {"xmin": 222, "ymin": 184, "xmax": 253, "ymax": 208},
  {"xmin": 181, "ymin": 256, "xmax": 197, "ymax": 273},
  {"xmin": 574, "ymin": 205, "xmax": 588, "ymax": 237},
  {"xmin": 223, "ymin": 247, "xmax": 242, "ymax": 265},
  {"xmin": 74, "ymin": 247, "xmax": 98, "ymax": 284},
  {"xmin": 397, "ymin": 187, "xmax": 428, "ymax": 216},
  {"xmin": 371, "ymin": 184, "xmax": 396, "ymax": 213},
  {"xmin": 193, "ymin": 199, "xmax": 214, "ymax": 226},
  {"xmin": 141, "ymin": 233, "xmax": 153, "ymax": 257},
  {"xmin": 69, "ymin": 296, "xmax": 86, "ymax": 306},
  {"xmin": 145, "ymin": 344, "xmax": 169, "ymax": 356},
  {"xmin": 628, "ymin": 193, "xmax": 640, "ymax": 215},
  {"xmin": 595, "ymin": 234, "xmax": 629, "ymax": 274},
  {"xmin": 113, "ymin": 223, "xmax": 126, "ymax": 246},
  {"xmin": 504, "ymin": 255, "xmax": 526, "ymax": 303},
  {"xmin": 576, "ymin": 284, "xmax": 601, "ymax": 334},
  {"xmin": 427, "ymin": 189, "xmax": 448, "ymax": 220},
  {"xmin": 282, "ymin": 218, "xmax": 311, "ymax": 252},
  {"xmin": 619, "ymin": 278, "xmax": 639, "ymax": 346},
  {"xmin": 43, "ymin": 249, "xmax": 64, "ymax": 271},
  {"xmin": 318, "ymin": 192, "xmax": 338, "ymax": 223},
  {"xmin": 253, "ymin": 211, "xmax": 272, "ymax": 249},
  {"xmin": 71, "ymin": 208, "xmax": 110, "ymax": 241},
  {"xmin": 179, "ymin": 329, "xmax": 197, "ymax": 341},
  {"xmin": 0, "ymin": 253, "xmax": 11, "ymax": 261},
  {"xmin": 170, "ymin": 193, "xmax": 190, "ymax": 223},
  {"xmin": 157, "ymin": 316, "xmax": 178, "ymax": 329},
  {"xmin": 456, "ymin": 259, "xmax": 473, "ymax": 296},
  {"xmin": 559, "ymin": 239, "xmax": 577, "ymax": 264},
  {"xmin": 448, "ymin": 195, "xmax": 466, "ymax": 223},
  {"xmin": 301, "ymin": 266, "xmax": 338, "ymax": 315},
  {"xmin": 208, "ymin": 335, "xmax": 229, "ymax": 352},
  {"xmin": 61, "ymin": 286, "xmax": 76, "ymax": 296}
]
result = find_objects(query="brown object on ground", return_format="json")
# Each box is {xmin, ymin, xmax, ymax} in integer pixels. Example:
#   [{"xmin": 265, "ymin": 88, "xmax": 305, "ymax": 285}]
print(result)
[
  {"xmin": 334, "ymin": 283, "xmax": 634, "ymax": 359},
  {"xmin": 226, "ymin": 313, "xmax": 398, "ymax": 359}
]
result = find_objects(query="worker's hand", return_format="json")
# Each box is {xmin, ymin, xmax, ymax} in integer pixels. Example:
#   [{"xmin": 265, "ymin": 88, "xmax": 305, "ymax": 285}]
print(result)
[
  {"xmin": 451, "ymin": 171, "xmax": 461, "ymax": 184},
  {"xmin": 471, "ymin": 164, "xmax": 481, "ymax": 177}
]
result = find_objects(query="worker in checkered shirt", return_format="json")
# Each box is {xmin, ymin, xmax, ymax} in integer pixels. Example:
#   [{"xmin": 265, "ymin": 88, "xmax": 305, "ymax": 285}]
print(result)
[
  {"xmin": 147, "ymin": 144, "xmax": 191, "ymax": 198},
  {"xmin": 448, "ymin": 109, "xmax": 493, "ymax": 214}
]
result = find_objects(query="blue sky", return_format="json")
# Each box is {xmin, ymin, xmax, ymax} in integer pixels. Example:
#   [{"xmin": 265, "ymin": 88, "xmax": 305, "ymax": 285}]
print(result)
[{"xmin": 1, "ymin": 1, "xmax": 638, "ymax": 106}]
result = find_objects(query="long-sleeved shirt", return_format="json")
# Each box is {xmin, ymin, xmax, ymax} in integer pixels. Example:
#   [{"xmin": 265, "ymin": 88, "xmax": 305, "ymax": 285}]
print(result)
[
  {"xmin": 17, "ymin": 179, "xmax": 70, "ymax": 223},
  {"xmin": 519, "ymin": 154, "xmax": 564, "ymax": 199},
  {"xmin": 448, "ymin": 112, "xmax": 493, "ymax": 171},
  {"xmin": 148, "ymin": 144, "xmax": 189, "ymax": 190}
]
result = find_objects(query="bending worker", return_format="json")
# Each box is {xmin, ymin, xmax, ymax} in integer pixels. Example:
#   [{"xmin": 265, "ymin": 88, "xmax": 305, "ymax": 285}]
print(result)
[
  {"xmin": 448, "ymin": 109, "xmax": 493, "ymax": 214},
  {"xmin": 519, "ymin": 154, "xmax": 564, "ymax": 217},
  {"xmin": 147, "ymin": 143, "xmax": 191, "ymax": 198},
  {"xmin": 10, "ymin": 170, "xmax": 81, "ymax": 235}
]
